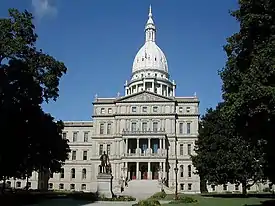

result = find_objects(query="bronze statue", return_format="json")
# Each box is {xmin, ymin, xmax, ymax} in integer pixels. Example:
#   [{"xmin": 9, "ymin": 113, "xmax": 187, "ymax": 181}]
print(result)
[{"xmin": 100, "ymin": 151, "xmax": 110, "ymax": 174}]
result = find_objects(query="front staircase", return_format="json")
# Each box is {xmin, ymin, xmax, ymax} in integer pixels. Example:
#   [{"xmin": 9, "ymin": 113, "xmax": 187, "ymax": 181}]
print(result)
[{"xmin": 122, "ymin": 180, "xmax": 160, "ymax": 200}]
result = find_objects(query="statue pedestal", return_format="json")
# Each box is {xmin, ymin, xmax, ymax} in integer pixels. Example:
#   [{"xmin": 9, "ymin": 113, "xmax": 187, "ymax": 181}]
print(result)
[{"xmin": 97, "ymin": 173, "xmax": 114, "ymax": 198}]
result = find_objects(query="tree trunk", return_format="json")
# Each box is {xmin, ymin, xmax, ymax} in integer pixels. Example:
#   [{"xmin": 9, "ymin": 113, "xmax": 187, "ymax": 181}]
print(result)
[
  {"xmin": 26, "ymin": 176, "xmax": 29, "ymax": 191},
  {"xmin": 200, "ymin": 178, "xmax": 208, "ymax": 193},
  {"xmin": 242, "ymin": 181, "xmax": 247, "ymax": 196},
  {"xmin": 1, "ymin": 177, "xmax": 6, "ymax": 194}
]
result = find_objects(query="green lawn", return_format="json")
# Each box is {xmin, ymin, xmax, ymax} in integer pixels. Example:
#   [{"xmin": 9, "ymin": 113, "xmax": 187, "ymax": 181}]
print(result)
[{"xmin": 162, "ymin": 194, "xmax": 275, "ymax": 206}]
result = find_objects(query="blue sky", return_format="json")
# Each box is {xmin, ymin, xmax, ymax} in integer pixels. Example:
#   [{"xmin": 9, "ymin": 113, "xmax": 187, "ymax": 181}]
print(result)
[{"xmin": 0, "ymin": 0, "xmax": 239, "ymax": 121}]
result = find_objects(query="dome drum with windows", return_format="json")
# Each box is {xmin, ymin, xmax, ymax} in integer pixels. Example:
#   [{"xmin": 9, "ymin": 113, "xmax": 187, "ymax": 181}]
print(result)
[{"xmin": 124, "ymin": 5, "xmax": 176, "ymax": 97}]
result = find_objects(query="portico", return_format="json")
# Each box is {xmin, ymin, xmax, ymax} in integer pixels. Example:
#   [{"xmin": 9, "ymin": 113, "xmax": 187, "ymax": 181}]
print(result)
[{"xmin": 123, "ymin": 161, "xmax": 166, "ymax": 180}]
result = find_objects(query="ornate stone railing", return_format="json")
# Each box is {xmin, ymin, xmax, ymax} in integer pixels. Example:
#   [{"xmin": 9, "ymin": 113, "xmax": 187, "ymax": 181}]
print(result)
[
  {"xmin": 124, "ymin": 148, "xmax": 167, "ymax": 157},
  {"xmin": 122, "ymin": 128, "xmax": 166, "ymax": 135}
]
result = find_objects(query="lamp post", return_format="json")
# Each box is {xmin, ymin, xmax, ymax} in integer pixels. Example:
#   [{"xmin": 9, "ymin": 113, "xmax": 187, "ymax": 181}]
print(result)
[{"xmin": 160, "ymin": 166, "xmax": 163, "ymax": 191}]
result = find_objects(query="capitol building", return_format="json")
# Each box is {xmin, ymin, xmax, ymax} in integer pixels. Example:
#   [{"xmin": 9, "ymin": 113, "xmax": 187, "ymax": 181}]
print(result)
[{"xmin": 4, "ymin": 6, "xmax": 268, "ymax": 195}]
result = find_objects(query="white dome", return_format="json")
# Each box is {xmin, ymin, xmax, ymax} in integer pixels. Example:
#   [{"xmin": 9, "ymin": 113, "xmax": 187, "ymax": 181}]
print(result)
[
  {"xmin": 132, "ymin": 41, "xmax": 168, "ymax": 73},
  {"xmin": 131, "ymin": 5, "xmax": 168, "ymax": 74}
]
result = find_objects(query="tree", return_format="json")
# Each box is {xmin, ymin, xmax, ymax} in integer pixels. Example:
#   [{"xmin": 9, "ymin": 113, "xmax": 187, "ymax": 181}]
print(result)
[
  {"xmin": 0, "ymin": 8, "xmax": 69, "ymax": 183},
  {"xmin": 219, "ymin": 0, "xmax": 275, "ymax": 182},
  {"xmin": 192, "ymin": 103, "xmax": 265, "ymax": 195}
]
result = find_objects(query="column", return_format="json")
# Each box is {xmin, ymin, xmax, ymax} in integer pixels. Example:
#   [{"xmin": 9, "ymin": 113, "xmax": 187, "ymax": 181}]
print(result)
[
  {"xmin": 125, "ymin": 139, "xmax": 128, "ymax": 155},
  {"xmin": 160, "ymin": 138, "xmax": 162, "ymax": 150},
  {"xmin": 136, "ymin": 162, "xmax": 139, "ymax": 179},
  {"xmin": 148, "ymin": 138, "xmax": 151, "ymax": 152},
  {"xmin": 114, "ymin": 140, "xmax": 117, "ymax": 156},
  {"xmin": 117, "ymin": 140, "xmax": 120, "ymax": 157},
  {"xmin": 152, "ymin": 81, "xmax": 155, "ymax": 93},
  {"xmin": 163, "ymin": 138, "xmax": 166, "ymax": 150},
  {"xmin": 148, "ymin": 162, "xmax": 151, "ymax": 179},
  {"xmin": 166, "ymin": 86, "xmax": 168, "ymax": 97},
  {"xmin": 143, "ymin": 79, "xmax": 145, "ymax": 90},
  {"xmin": 137, "ymin": 138, "xmax": 139, "ymax": 154},
  {"xmin": 163, "ymin": 162, "xmax": 166, "ymax": 180},
  {"xmin": 159, "ymin": 162, "xmax": 162, "ymax": 181}
]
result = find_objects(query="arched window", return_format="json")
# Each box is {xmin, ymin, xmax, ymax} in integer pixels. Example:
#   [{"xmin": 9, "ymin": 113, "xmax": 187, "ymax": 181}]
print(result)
[
  {"xmin": 180, "ymin": 165, "xmax": 184, "ymax": 177},
  {"xmin": 60, "ymin": 168, "xmax": 64, "ymax": 178},
  {"xmin": 188, "ymin": 165, "xmax": 192, "ymax": 177},
  {"xmin": 82, "ymin": 168, "xmax": 87, "ymax": 179},
  {"xmin": 71, "ymin": 168, "xmax": 75, "ymax": 179}
]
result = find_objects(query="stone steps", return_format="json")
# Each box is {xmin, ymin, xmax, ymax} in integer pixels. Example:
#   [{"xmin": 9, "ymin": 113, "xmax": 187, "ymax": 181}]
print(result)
[{"xmin": 122, "ymin": 180, "xmax": 160, "ymax": 200}]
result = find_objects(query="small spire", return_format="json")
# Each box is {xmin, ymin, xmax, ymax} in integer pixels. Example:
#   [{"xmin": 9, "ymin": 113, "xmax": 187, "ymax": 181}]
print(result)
[
  {"xmin": 145, "ymin": 5, "xmax": 156, "ymax": 42},
  {"xmin": 149, "ymin": 5, "xmax": 152, "ymax": 18}
]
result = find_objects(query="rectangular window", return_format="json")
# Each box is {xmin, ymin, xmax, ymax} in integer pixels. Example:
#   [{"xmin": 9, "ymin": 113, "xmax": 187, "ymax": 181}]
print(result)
[
  {"xmin": 100, "ymin": 123, "xmax": 104, "ymax": 134},
  {"xmin": 81, "ymin": 184, "xmax": 86, "ymax": 190},
  {"xmin": 99, "ymin": 144, "xmax": 103, "ymax": 155},
  {"xmin": 179, "ymin": 123, "xmax": 183, "ymax": 134},
  {"xmin": 59, "ymin": 184, "xmax": 64, "ymax": 189},
  {"xmin": 211, "ymin": 185, "xmax": 216, "ymax": 191},
  {"xmin": 180, "ymin": 144, "xmax": 184, "ymax": 155},
  {"xmin": 60, "ymin": 168, "xmax": 64, "ymax": 178},
  {"xmin": 188, "ymin": 183, "xmax": 192, "ymax": 191},
  {"xmin": 142, "ymin": 107, "xmax": 147, "ymax": 112},
  {"xmin": 186, "ymin": 107, "xmax": 191, "ymax": 113},
  {"xmin": 101, "ymin": 108, "xmax": 105, "ymax": 114},
  {"xmin": 235, "ymin": 184, "xmax": 239, "ymax": 191},
  {"xmin": 179, "ymin": 107, "xmax": 183, "ymax": 113},
  {"xmin": 180, "ymin": 184, "xmax": 184, "ymax": 191},
  {"xmin": 83, "ymin": 151, "xmax": 87, "ymax": 160},
  {"xmin": 70, "ymin": 184, "xmax": 75, "ymax": 190},
  {"xmin": 142, "ymin": 122, "xmax": 147, "ymax": 131},
  {"xmin": 223, "ymin": 184, "xmax": 227, "ymax": 191},
  {"xmin": 187, "ymin": 144, "xmax": 191, "ymax": 155},
  {"xmin": 153, "ymin": 122, "xmax": 158, "ymax": 132},
  {"xmin": 187, "ymin": 122, "xmax": 191, "ymax": 134},
  {"xmin": 180, "ymin": 165, "xmax": 184, "ymax": 177},
  {"xmin": 49, "ymin": 183, "xmax": 53, "ymax": 189},
  {"xmin": 153, "ymin": 106, "xmax": 158, "ymax": 112},
  {"xmin": 73, "ymin": 132, "xmax": 77, "ymax": 142},
  {"xmin": 132, "ymin": 107, "xmax": 137, "ymax": 112},
  {"xmin": 107, "ymin": 123, "xmax": 111, "ymax": 134},
  {"xmin": 16, "ymin": 182, "xmax": 21, "ymax": 188},
  {"xmin": 131, "ymin": 122, "xmax": 137, "ymax": 131},
  {"xmin": 107, "ymin": 144, "xmax": 111, "ymax": 155},
  {"xmin": 62, "ymin": 132, "xmax": 67, "ymax": 139},
  {"xmin": 188, "ymin": 165, "xmax": 192, "ymax": 177},
  {"xmin": 72, "ymin": 151, "xmax": 76, "ymax": 160},
  {"xmin": 108, "ymin": 108, "xmax": 112, "ymax": 114},
  {"xmin": 84, "ymin": 132, "xmax": 88, "ymax": 142}
]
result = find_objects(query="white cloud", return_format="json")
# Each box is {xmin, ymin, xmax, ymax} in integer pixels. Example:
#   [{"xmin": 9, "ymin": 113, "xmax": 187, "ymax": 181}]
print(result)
[{"xmin": 31, "ymin": 0, "xmax": 57, "ymax": 19}]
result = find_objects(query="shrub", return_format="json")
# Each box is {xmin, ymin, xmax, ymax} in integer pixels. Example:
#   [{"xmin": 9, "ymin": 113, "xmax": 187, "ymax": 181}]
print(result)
[
  {"xmin": 149, "ymin": 191, "xmax": 167, "ymax": 200},
  {"xmin": 168, "ymin": 196, "xmax": 198, "ymax": 204},
  {"xmin": 263, "ymin": 187, "xmax": 271, "ymax": 193},
  {"xmin": 100, "ymin": 195, "xmax": 136, "ymax": 201},
  {"xmin": 134, "ymin": 199, "xmax": 161, "ymax": 206}
]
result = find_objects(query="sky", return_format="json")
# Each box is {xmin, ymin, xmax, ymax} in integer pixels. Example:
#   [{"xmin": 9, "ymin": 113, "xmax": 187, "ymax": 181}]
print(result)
[{"xmin": 0, "ymin": 0, "xmax": 239, "ymax": 121}]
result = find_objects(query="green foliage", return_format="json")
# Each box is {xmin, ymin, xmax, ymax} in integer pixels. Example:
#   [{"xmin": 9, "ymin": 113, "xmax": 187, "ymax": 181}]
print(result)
[
  {"xmin": 0, "ymin": 8, "xmax": 69, "ymax": 181},
  {"xmin": 219, "ymin": 0, "xmax": 275, "ymax": 183},
  {"xmin": 168, "ymin": 196, "xmax": 198, "ymax": 204},
  {"xmin": 192, "ymin": 103, "xmax": 265, "ymax": 194},
  {"xmin": 99, "ymin": 195, "xmax": 136, "ymax": 201},
  {"xmin": 134, "ymin": 199, "xmax": 161, "ymax": 206},
  {"xmin": 149, "ymin": 191, "xmax": 167, "ymax": 200}
]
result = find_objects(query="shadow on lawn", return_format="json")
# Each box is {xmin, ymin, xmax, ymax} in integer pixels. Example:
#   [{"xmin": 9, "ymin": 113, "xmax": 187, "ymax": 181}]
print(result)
[
  {"xmin": 0, "ymin": 190, "xmax": 99, "ymax": 206},
  {"xmin": 201, "ymin": 193, "xmax": 275, "ymax": 206},
  {"xmin": 246, "ymin": 200, "xmax": 275, "ymax": 206},
  {"xmin": 201, "ymin": 193, "xmax": 275, "ymax": 199}
]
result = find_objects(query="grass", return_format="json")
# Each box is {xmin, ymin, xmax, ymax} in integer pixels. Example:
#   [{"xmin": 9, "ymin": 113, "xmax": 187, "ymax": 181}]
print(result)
[{"xmin": 161, "ymin": 193, "xmax": 275, "ymax": 206}]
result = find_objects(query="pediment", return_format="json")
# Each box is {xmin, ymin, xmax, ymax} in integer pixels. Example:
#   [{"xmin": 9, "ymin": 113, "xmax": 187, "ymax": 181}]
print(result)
[{"xmin": 116, "ymin": 91, "xmax": 173, "ymax": 103}]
